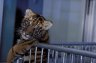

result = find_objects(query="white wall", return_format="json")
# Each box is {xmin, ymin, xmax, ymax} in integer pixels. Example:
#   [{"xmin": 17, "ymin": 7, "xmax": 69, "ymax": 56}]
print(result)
[
  {"xmin": 43, "ymin": 0, "xmax": 86, "ymax": 44},
  {"xmin": 83, "ymin": 0, "xmax": 96, "ymax": 42},
  {"xmin": 87, "ymin": 0, "xmax": 96, "ymax": 42},
  {"xmin": 93, "ymin": 1, "xmax": 96, "ymax": 42}
]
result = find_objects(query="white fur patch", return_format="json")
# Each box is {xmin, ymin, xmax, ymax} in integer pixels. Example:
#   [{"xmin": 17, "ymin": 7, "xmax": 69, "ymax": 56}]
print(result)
[
  {"xmin": 43, "ymin": 21, "xmax": 53, "ymax": 30},
  {"xmin": 21, "ymin": 32, "xmax": 30, "ymax": 40},
  {"xmin": 24, "ymin": 9, "xmax": 35, "ymax": 18}
]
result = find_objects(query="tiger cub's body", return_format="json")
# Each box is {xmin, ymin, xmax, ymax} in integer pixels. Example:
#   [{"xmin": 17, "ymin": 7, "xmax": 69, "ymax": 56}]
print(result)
[
  {"xmin": 7, "ymin": 9, "xmax": 53, "ymax": 63},
  {"xmin": 7, "ymin": 39, "xmax": 38, "ymax": 63}
]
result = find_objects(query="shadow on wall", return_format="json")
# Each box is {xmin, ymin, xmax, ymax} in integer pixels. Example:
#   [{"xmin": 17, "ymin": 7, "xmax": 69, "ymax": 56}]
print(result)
[{"xmin": 13, "ymin": 8, "xmax": 23, "ymax": 45}]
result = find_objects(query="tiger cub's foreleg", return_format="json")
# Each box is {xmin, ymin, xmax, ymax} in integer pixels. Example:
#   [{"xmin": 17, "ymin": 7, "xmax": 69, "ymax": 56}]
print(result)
[{"xmin": 7, "ymin": 39, "xmax": 38, "ymax": 63}]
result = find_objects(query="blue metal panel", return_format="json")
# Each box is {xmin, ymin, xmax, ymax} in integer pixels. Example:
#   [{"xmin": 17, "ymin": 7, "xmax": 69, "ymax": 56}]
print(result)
[
  {"xmin": 0, "ymin": 0, "xmax": 16, "ymax": 61},
  {"xmin": 28, "ymin": 0, "xmax": 43, "ymax": 15},
  {"xmin": 16, "ymin": 0, "xmax": 43, "ymax": 15},
  {"xmin": 0, "ymin": 0, "xmax": 4, "ymax": 56},
  {"xmin": 0, "ymin": 0, "xmax": 4, "ymax": 45},
  {"xmin": 16, "ymin": 0, "xmax": 28, "ymax": 15}
]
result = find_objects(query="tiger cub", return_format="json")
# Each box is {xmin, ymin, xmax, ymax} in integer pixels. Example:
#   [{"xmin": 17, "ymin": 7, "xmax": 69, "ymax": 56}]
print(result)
[{"xmin": 7, "ymin": 9, "xmax": 53, "ymax": 63}]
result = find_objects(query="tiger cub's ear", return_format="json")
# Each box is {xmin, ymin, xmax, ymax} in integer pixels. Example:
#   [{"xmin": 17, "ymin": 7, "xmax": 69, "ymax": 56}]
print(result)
[
  {"xmin": 43, "ymin": 20, "xmax": 53, "ymax": 30},
  {"xmin": 24, "ymin": 9, "xmax": 35, "ymax": 18}
]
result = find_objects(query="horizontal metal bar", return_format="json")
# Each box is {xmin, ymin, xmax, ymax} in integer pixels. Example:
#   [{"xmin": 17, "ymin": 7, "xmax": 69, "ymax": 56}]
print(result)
[
  {"xmin": 50, "ymin": 42, "xmax": 96, "ymax": 46},
  {"xmin": 34, "ymin": 43, "xmax": 96, "ymax": 58}
]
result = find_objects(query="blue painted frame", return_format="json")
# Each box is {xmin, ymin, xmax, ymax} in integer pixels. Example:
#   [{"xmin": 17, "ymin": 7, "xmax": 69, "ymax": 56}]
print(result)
[
  {"xmin": 0, "ymin": 0, "xmax": 16, "ymax": 61},
  {"xmin": 0, "ymin": 0, "xmax": 4, "ymax": 45},
  {"xmin": 0, "ymin": 0, "xmax": 4, "ymax": 56}
]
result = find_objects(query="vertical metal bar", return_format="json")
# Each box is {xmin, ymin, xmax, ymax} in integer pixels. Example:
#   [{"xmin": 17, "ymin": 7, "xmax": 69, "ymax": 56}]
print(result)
[
  {"xmin": 55, "ymin": 51, "xmax": 58, "ymax": 63},
  {"xmin": 80, "ymin": 45, "xmax": 84, "ymax": 63},
  {"xmin": 47, "ymin": 49, "xmax": 50, "ymax": 63},
  {"xmin": 29, "ymin": 49, "xmax": 32, "ymax": 63},
  {"xmin": 40, "ymin": 48, "xmax": 44, "ymax": 63},
  {"xmin": 71, "ymin": 54, "xmax": 74, "ymax": 63},
  {"xmin": 17, "ymin": 59, "xmax": 19, "ymax": 63},
  {"xmin": 52, "ymin": 50, "xmax": 55, "ymax": 62},
  {"xmin": 61, "ymin": 45, "xmax": 66, "ymax": 63},
  {"xmin": 62, "ymin": 53, "xmax": 65, "ymax": 63},
  {"xmin": 52, "ymin": 50, "xmax": 54, "ymax": 58},
  {"xmin": 34, "ymin": 47, "xmax": 37, "ymax": 63},
  {"xmin": 91, "ymin": 58, "xmax": 93, "ymax": 63},
  {"xmin": 80, "ymin": 56, "xmax": 83, "ymax": 63},
  {"xmin": 17, "ymin": 57, "xmax": 24, "ymax": 63},
  {"xmin": 92, "ymin": 45, "xmax": 96, "ymax": 63}
]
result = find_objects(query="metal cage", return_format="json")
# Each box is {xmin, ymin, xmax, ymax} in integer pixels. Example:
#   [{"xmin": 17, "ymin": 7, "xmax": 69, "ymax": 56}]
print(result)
[{"xmin": 16, "ymin": 42, "xmax": 96, "ymax": 63}]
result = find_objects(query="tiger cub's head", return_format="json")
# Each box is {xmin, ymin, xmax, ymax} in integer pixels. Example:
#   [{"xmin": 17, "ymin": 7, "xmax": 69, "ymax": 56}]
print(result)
[
  {"xmin": 24, "ymin": 9, "xmax": 53, "ymax": 30},
  {"xmin": 20, "ymin": 9, "xmax": 53, "ymax": 40}
]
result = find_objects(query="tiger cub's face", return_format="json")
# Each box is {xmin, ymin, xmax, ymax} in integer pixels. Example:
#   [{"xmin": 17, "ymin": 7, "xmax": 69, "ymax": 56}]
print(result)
[
  {"xmin": 24, "ymin": 9, "xmax": 53, "ymax": 30},
  {"xmin": 20, "ymin": 9, "xmax": 53, "ymax": 40}
]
